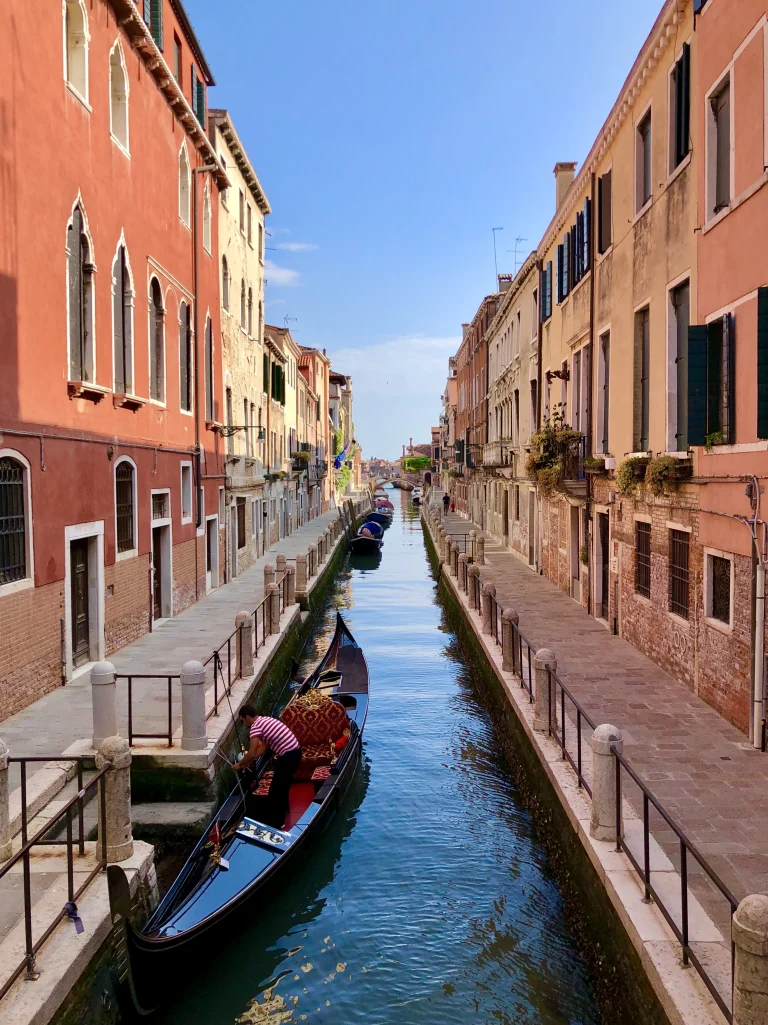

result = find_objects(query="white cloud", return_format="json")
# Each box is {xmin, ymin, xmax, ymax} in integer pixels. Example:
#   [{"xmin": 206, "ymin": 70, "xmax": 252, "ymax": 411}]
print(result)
[
  {"xmin": 275, "ymin": 242, "xmax": 319, "ymax": 252},
  {"xmin": 329, "ymin": 335, "xmax": 458, "ymax": 460},
  {"xmin": 264, "ymin": 260, "xmax": 301, "ymax": 288}
]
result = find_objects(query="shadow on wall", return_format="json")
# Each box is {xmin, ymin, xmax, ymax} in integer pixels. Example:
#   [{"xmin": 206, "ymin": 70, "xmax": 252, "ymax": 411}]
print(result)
[{"xmin": 0, "ymin": 272, "xmax": 18, "ymax": 420}]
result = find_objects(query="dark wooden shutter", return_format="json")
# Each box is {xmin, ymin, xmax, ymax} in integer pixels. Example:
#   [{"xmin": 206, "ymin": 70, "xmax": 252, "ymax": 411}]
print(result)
[
  {"xmin": 758, "ymin": 289, "xmax": 768, "ymax": 439},
  {"xmin": 150, "ymin": 0, "xmax": 163, "ymax": 49},
  {"xmin": 196, "ymin": 80, "xmax": 206, "ymax": 124},
  {"xmin": 707, "ymin": 319, "xmax": 722, "ymax": 437},
  {"xmin": 563, "ymin": 234, "xmax": 569, "ymax": 296},
  {"xmin": 68, "ymin": 208, "xmax": 83, "ymax": 380},
  {"xmin": 675, "ymin": 43, "xmax": 691, "ymax": 166},
  {"xmin": 113, "ymin": 248, "xmax": 125, "ymax": 394},
  {"xmin": 721, "ymin": 313, "xmax": 735, "ymax": 444},
  {"xmin": 687, "ymin": 325, "xmax": 708, "ymax": 445},
  {"xmin": 599, "ymin": 171, "xmax": 612, "ymax": 253},
  {"xmin": 583, "ymin": 197, "xmax": 591, "ymax": 272},
  {"xmin": 556, "ymin": 246, "xmax": 563, "ymax": 303},
  {"xmin": 263, "ymin": 353, "xmax": 269, "ymax": 394},
  {"xmin": 546, "ymin": 261, "xmax": 552, "ymax": 318}
]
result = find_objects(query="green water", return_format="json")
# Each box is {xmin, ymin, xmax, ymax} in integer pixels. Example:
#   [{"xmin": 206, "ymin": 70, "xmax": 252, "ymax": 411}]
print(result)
[{"xmin": 158, "ymin": 492, "xmax": 602, "ymax": 1025}]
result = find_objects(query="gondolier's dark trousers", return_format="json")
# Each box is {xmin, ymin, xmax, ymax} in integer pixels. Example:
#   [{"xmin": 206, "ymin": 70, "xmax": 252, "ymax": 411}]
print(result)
[{"xmin": 247, "ymin": 747, "xmax": 302, "ymax": 828}]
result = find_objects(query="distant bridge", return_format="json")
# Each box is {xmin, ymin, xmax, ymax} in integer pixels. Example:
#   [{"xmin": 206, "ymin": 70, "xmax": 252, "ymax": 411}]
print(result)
[{"xmin": 371, "ymin": 475, "xmax": 419, "ymax": 491}]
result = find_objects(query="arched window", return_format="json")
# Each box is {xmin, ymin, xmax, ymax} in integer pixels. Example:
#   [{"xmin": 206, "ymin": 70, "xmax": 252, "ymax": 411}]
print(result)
[
  {"xmin": 240, "ymin": 279, "xmax": 246, "ymax": 330},
  {"xmin": 204, "ymin": 317, "xmax": 214, "ymax": 421},
  {"xmin": 203, "ymin": 180, "xmax": 211, "ymax": 253},
  {"xmin": 179, "ymin": 301, "xmax": 192, "ymax": 412},
  {"xmin": 149, "ymin": 278, "xmax": 165, "ymax": 402},
  {"xmin": 0, "ymin": 455, "xmax": 30, "ymax": 585},
  {"xmin": 67, "ymin": 203, "xmax": 94, "ymax": 382},
  {"xmin": 115, "ymin": 459, "xmax": 136, "ymax": 555},
  {"xmin": 247, "ymin": 288, "xmax": 253, "ymax": 336},
  {"xmin": 178, "ymin": 145, "xmax": 190, "ymax": 227},
  {"xmin": 221, "ymin": 256, "xmax": 229, "ymax": 311},
  {"xmin": 64, "ymin": 1, "xmax": 89, "ymax": 101},
  {"xmin": 109, "ymin": 41, "xmax": 128, "ymax": 151},
  {"xmin": 112, "ymin": 244, "xmax": 133, "ymax": 394}
]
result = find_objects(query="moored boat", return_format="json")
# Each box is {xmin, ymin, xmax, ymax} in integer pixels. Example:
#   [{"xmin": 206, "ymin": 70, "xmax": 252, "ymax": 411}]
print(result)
[
  {"xmin": 365, "ymin": 509, "xmax": 392, "ymax": 527},
  {"xmin": 350, "ymin": 533, "xmax": 382, "ymax": 555},
  {"xmin": 108, "ymin": 614, "xmax": 369, "ymax": 1013}
]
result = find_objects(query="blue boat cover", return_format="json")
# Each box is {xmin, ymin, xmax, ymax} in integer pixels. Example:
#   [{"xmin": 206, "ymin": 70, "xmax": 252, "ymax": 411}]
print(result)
[{"xmin": 358, "ymin": 522, "xmax": 383, "ymax": 538}]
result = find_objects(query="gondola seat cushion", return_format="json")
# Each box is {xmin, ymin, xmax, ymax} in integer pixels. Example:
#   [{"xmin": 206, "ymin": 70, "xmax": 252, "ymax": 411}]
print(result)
[{"xmin": 281, "ymin": 694, "xmax": 349, "ymax": 780}]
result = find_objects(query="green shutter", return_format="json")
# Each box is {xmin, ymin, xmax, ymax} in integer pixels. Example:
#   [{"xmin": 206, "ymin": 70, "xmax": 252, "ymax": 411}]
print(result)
[
  {"xmin": 707, "ymin": 320, "xmax": 722, "ymax": 435},
  {"xmin": 758, "ymin": 288, "xmax": 768, "ymax": 438},
  {"xmin": 263, "ymin": 353, "xmax": 269, "ymax": 394},
  {"xmin": 196, "ymin": 80, "xmax": 206, "ymax": 124},
  {"xmin": 687, "ymin": 325, "xmax": 708, "ymax": 446},
  {"xmin": 143, "ymin": 0, "xmax": 151, "ymax": 24},
  {"xmin": 150, "ymin": 0, "xmax": 163, "ymax": 50}
]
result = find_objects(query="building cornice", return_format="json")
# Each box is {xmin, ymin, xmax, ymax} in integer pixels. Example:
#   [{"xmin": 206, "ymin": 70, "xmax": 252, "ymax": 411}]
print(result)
[
  {"xmin": 110, "ymin": 1, "xmax": 228, "ymax": 189},
  {"xmin": 485, "ymin": 253, "xmax": 538, "ymax": 342},
  {"xmin": 209, "ymin": 110, "xmax": 271, "ymax": 215},
  {"xmin": 538, "ymin": 0, "xmax": 691, "ymax": 256}
]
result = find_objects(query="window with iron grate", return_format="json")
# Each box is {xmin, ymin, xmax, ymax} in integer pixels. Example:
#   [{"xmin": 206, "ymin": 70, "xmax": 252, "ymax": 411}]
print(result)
[
  {"xmin": 669, "ymin": 529, "xmax": 690, "ymax": 618},
  {"xmin": 634, "ymin": 521, "xmax": 651, "ymax": 599},
  {"xmin": 709, "ymin": 554, "xmax": 731, "ymax": 624},
  {"xmin": 115, "ymin": 462, "xmax": 135, "ymax": 553},
  {"xmin": 0, "ymin": 458, "xmax": 27, "ymax": 583}
]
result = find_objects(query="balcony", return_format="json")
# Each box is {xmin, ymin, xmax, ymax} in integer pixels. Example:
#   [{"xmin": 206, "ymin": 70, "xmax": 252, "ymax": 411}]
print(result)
[
  {"xmin": 309, "ymin": 460, "xmax": 328, "ymax": 482},
  {"xmin": 482, "ymin": 440, "xmax": 515, "ymax": 469},
  {"xmin": 562, "ymin": 436, "xmax": 587, "ymax": 497}
]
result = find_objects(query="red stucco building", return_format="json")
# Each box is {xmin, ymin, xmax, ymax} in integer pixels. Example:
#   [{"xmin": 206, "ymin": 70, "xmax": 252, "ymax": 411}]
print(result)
[{"xmin": 0, "ymin": 1, "xmax": 228, "ymax": 717}]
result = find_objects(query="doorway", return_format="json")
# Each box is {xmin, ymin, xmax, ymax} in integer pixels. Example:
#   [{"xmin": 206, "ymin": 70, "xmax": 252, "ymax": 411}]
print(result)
[
  {"xmin": 569, "ymin": 505, "xmax": 581, "ymax": 602},
  {"xmin": 206, "ymin": 516, "xmax": 219, "ymax": 592},
  {"xmin": 596, "ymin": 512, "xmax": 610, "ymax": 621},
  {"xmin": 230, "ymin": 504, "xmax": 238, "ymax": 579},
  {"xmin": 152, "ymin": 527, "xmax": 163, "ymax": 620},
  {"xmin": 70, "ymin": 539, "xmax": 90, "ymax": 668},
  {"xmin": 503, "ymin": 489, "xmax": 509, "ymax": 541},
  {"xmin": 528, "ymin": 492, "xmax": 535, "ymax": 566}
]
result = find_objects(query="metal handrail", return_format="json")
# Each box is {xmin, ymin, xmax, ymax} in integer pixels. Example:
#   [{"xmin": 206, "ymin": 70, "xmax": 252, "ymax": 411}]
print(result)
[
  {"xmin": 116, "ymin": 674, "xmax": 177, "ymax": 747},
  {"xmin": 546, "ymin": 666, "xmax": 597, "ymax": 795},
  {"xmin": 0, "ymin": 763, "xmax": 109, "ymax": 1000}
]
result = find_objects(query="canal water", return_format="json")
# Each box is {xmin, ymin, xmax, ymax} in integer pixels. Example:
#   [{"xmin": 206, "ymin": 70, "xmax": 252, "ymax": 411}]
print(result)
[{"xmin": 157, "ymin": 491, "xmax": 603, "ymax": 1025}]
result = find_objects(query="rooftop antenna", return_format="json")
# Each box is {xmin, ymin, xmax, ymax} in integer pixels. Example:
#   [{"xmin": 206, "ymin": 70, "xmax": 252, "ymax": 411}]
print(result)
[
  {"xmin": 492, "ymin": 227, "xmax": 504, "ymax": 288},
  {"xmin": 284, "ymin": 315, "xmax": 297, "ymax": 329},
  {"xmin": 507, "ymin": 237, "xmax": 528, "ymax": 272}
]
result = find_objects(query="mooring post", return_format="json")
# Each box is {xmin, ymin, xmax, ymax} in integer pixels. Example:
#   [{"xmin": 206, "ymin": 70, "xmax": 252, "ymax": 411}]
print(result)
[
  {"xmin": 95, "ymin": 736, "xmax": 134, "ymax": 863},
  {"xmin": 91, "ymin": 660, "xmax": 117, "ymax": 749},
  {"xmin": 733, "ymin": 894, "xmax": 768, "ymax": 1025},
  {"xmin": 482, "ymin": 583, "xmax": 496, "ymax": 635},
  {"xmin": 286, "ymin": 565, "xmax": 296, "ymax": 607},
  {"xmin": 0, "ymin": 740, "xmax": 11, "ymax": 861},
  {"xmin": 264, "ymin": 562, "xmax": 275, "ymax": 592},
  {"xmin": 501, "ymin": 609, "xmax": 518, "ymax": 672},
  {"xmin": 296, "ymin": 554, "xmax": 308, "ymax": 598},
  {"xmin": 180, "ymin": 660, "xmax": 207, "ymax": 751},
  {"xmin": 476, "ymin": 534, "xmax": 486, "ymax": 566},
  {"xmin": 589, "ymin": 725, "xmax": 624, "ymax": 842},
  {"xmin": 235, "ymin": 611, "xmax": 254, "ymax": 676},
  {"xmin": 268, "ymin": 582, "xmax": 281, "ymax": 634},
  {"xmin": 533, "ymin": 648, "xmax": 556, "ymax": 733},
  {"xmin": 458, "ymin": 553, "xmax": 468, "ymax": 592}
]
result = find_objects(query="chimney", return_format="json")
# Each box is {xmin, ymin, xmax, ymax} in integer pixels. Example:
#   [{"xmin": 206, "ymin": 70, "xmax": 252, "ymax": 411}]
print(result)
[
  {"xmin": 554, "ymin": 162, "xmax": 577, "ymax": 210},
  {"xmin": 461, "ymin": 322, "xmax": 470, "ymax": 339},
  {"xmin": 497, "ymin": 273, "xmax": 513, "ymax": 293}
]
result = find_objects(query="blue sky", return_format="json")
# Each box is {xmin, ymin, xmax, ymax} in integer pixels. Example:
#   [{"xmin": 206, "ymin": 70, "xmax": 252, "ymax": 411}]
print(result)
[{"xmin": 188, "ymin": 0, "xmax": 663, "ymax": 459}]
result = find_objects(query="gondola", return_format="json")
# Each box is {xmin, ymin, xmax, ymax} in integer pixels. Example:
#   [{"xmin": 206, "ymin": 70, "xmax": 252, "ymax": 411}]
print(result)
[
  {"xmin": 365, "ymin": 509, "xmax": 392, "ymax": 527},
  {"xmin": 411, "ymin": 489, "xmax": 422, "ymax": 506},
  {"xmin": 108, "ymin": 614, "xmax": 369, "ymax": 1014},
  {"xmin": 350, "ymin": 522, "xmax": 383, "ymax": 555}
]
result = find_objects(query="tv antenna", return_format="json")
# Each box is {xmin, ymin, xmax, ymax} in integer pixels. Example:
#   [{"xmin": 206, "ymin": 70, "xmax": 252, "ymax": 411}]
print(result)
[
  {"xmin": 507, "ymin": 237, "xmax": 528, "ymax": 272},
  {"xmin": 492, "ymin": 227, "xmax": 504, "ymax": 287}
]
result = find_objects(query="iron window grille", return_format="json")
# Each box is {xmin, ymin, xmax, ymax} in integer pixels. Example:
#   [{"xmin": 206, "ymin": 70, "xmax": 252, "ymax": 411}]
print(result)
[
  {"xmin": 152, "ymin": 493, "xmax": 169, "ymax": 521},
  {"xmin": 0, "ymin": 458, "xmax": 27, "ymax": 584},
  {"xmin": 635, "ymin": 521, "xmax": 651, "ymax": 599},
  {"xmin": 115, "ymin": 464, "xmax": 135, "ymax": 553},
  {"xmin": 669, "ymin": 529, "xmax": 690, "ymax": 618},
  {"xmin": 710, "ymin": 555, "xmax": 731, "ymax": 624}
]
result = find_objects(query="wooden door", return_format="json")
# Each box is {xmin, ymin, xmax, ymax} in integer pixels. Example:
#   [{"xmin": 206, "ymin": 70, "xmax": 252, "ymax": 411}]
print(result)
[
  {"xmin": 599, "ymin": 513, "xmax": 610, "ymax": 620},
  {"xmin": 152, "ymin": 527, "xmax": 162, "ymax": 620},
  {"xmin": 503, "ymin": 489, "xmax": 509, "ymax": 539},
  {"xmin": 528, "ymin": 492, "xmax": 535, "ymax": 566},
  {"xmin": 71, "ymin": 539, "xmax": 90, "ymax": 667}
]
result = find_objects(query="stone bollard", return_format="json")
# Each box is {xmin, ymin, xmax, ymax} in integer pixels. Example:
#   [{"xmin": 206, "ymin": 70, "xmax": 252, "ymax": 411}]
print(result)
[
  {"xmin": 469, "ymin": 530, "xmax": 477, "ymax": 561},
  {"xmin": 733, "ymin": 894, "xmax": 768, "ymax": 1025},
  {"xmin": 589, "ymin": 725, "xmax": 624, "ymax": 842},
  {"xmin": 476, "ymin": 534, "xmax": 486, "ymax": 566},
  {"xmin": 181, "ymin": 660, "xmax": 207, "ymax": 751},
  {"xmin": 533, "ymin": 648, "xmax": 557, "ymax": 733},
  {"xmin": 264, "ymin": 563, "xmax": 275, "ymax": 591},
  {"xmin": 296, "ymin": 553, "xmax": 308, "ymax": 596},
  {"xmin": 0, "ymin": 740, "xmax": 10, "ymax": 861},
  {"xmin": 268, "ymin": 582, "xmax": 281, "ymax": 634},
  {"xmin": 276, "ymin": 553, "xmax": 286, "ymax": 576},
  {"xmin": 468, "ymin": 564, "xmax": 480, "ymax": 610},
  {"xmin": 235, "ymin": 611, "xmax": 254, "ymax": 677},
  {"xmin": 326, "ymin": 528, "xmax": 333, "ymax": 555},
  {"xmin": 501, "ymin": 609, "xmax": 519, "ymax": 673},
  {"xmin": 286, "ymin": 565, "xmax": 296, "ymax": 607},
  {"xmin": 91, "ymin": 660, "xmax": 117, "ymax": 749},
  {"xmin": 442, "ymin": 533, "xmax": 451, "ymax": 567},
  {"xmin": 458, "ymin": 553, "xmax": 468, "ymax": 592},
  {"xmin": 482, "ymin": 583, "xmax": 497, "ymax": 635},
  {"xmin": 95, "ymin": 736, "xmax": 134, "ymax": 863}
]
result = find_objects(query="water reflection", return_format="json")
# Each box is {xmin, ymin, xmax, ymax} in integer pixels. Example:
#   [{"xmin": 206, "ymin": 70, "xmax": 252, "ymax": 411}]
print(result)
[{"xmin": 157, "ymin": 491, "xmax": 602, "ymax": 1025}]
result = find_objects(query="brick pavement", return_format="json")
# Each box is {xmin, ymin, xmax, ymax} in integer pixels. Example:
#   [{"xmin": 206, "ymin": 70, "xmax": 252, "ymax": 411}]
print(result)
[{"xmin": 438, "ymin": 509, "xmax": 768, "ymax": 921}]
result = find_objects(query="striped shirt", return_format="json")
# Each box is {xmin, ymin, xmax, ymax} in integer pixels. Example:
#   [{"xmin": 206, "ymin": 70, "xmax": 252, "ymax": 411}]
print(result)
[{"xmin": 249, "ymin": 716, "xmax": 300, "ymax": 756}]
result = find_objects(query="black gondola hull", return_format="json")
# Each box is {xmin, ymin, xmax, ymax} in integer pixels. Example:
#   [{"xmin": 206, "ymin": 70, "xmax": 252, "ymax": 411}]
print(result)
[{"xmin": 350, "ymin": 535, "xmax": 382, "ymax": 555}]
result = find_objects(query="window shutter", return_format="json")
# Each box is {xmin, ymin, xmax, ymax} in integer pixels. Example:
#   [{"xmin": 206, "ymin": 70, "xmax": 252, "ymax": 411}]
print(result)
[
  {"xmin": 707, "ymin": 319, "xmax": 722, "ymax": 436},
  {"xmin": 263, "ymin": 353, "xmax": 269, "ymax": 394},
  {"xmin": 687, "ymin": 325, "xmax": 708, "ymax": 446},
  {"xmin": 143, "ymin": 0, "xmax": 151, "ymax": 25},
  {"xmin": 721, "ymin": 313, "xmax": 735, "ymax": 444},
  {"xmin": 563, "ymin": 234, "xmax": 569, "ymax": 296},
  {"xmin": 556, "ymin": 246, "xmax": 563, "ymax": 303},
  {"xmin": 583, "ymin": 197, "xmax": 591, "ymax": 272},
  {"xmin": 597, "ymin": 177, "xmax": 604, "ymax": 253},
  {"xmin": 196, "ymin": 79, "xmax": 206, "ymax": 124},
  {"xmin": 546, "ymin": 261, "xmax": 552, "ymax": 318},
  {"xmin": 758, "ymin": 289, "xmax": 768, "ymax": 438},
  {"xmin": 150, "ymin": 0, "xmax": 163, "ymax": 49}
]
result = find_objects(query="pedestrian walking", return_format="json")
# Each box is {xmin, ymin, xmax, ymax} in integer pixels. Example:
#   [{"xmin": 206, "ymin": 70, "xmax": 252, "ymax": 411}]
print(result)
[{"xmin": 442, "ymin": 493, "xmax": 450, "ymax": 516}]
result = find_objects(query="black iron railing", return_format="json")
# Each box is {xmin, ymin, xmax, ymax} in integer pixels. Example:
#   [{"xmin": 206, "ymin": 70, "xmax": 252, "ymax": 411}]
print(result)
[
  {"xmin": 117, "ymin": 674, "xmax": 177, "ymax": 747},
  {"xmin": 546, "ymin": 666, "xmax": 597, "ymax": 795},
  {"xmin": 0, "ymin": 758, "xmax": 108, "ymax": 1000}
]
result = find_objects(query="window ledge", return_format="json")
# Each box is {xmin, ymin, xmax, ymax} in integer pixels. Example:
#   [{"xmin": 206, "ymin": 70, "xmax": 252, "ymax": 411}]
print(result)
[
  {"xmin": 632, "ymin": 199, "xmax": 652, "ymax": 226},
  {"xmin": 667, "ymin": 610, "xmax": 691, "ymax": 629},
  {"xmin": 110, "ymin": 134, "xmax": 130, "ymax": 159},
  {"xmin": 115, "ymin": 548, "xmax": 138, "ymax": 563},
  {"xmin": 661, "ymin": 450, "xmax": 691, "ymax": 460},
  {"xmin": 704, "ymin": 615, "xmax": 733, "ymax": 636},
  {"xmin": 68, "ymin": 381, "xmax": 109, "ymax": 402},
  {"xmin": 179, "ymin": 218, "xmax": 192, "ymax": 233},
  {"xmin": 703, "ymin": 170, "xmax": 768, "ymax": 235},
  {"xmin": 113, "ymin": 393, "xmax": 145, "ymax": 412},
  {"xmin": 702, "ymin": 440, "xmax": 768, "ymax": 455},
  {"xmin": 702, "ymin": 205, "xmax": 731, "ymax": 234},
  {"xmin": 665, "ymin": 153, "xmax": 691, "ymax": 189},
  {"xmin": 65, "ymin": 82, "xmax": 91, "ymax": 112},
  {"xmin": 181, "ymin": 516, "xmax": 193, "ymax": 526},
  {"xmin": 0, "ymin": 577, "xmax": 35, "ymax": 597}
]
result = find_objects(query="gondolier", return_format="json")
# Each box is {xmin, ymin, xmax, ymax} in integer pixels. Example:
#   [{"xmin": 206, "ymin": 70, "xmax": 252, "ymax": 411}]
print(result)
[{"xmin": 235, "ymin": 706, "xmax": 301, "ymax": 828}]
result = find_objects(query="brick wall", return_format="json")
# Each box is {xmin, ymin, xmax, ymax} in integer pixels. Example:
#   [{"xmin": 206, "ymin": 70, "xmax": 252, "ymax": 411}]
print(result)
[
  {"xmin": 105, "ymin": 555, "xmax": 150, "ymax": 655},
  {"xmin": 0, "ymin": 580, "xmax": 63, "ymax": 720},
  {"xmin": 172, "ymin": 536, "xmax": 206, "ymax": 614}
]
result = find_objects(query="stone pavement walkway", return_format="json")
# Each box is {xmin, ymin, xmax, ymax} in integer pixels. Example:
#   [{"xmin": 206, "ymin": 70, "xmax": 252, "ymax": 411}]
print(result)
[
  {"xmin": 1, "ymin": 508, "xmax": 345, "ymax": 788},
  {"xmin": 438, "ymin": 508, "xmax": 768, "ymax": 929}
]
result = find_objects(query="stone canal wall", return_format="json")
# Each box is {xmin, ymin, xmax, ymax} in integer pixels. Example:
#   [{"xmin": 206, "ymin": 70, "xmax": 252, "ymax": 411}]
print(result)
[{"xmin": 421, "ymin": 510, "xmax": 726, "ymax": 1025}]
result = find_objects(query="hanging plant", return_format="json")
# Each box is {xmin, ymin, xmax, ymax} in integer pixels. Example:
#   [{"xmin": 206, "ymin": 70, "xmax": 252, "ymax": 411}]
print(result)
[
  {"xmin": 616, "ymin": 457, "xmax": 649, "ymax": 497},
  {"xmin": 537, "ymin": 462, "xmax": 564, "ymax": 497},
  {"xmin": 645, "ymin": 455, "xmax": 692, "ymax": 497},
  {"xmin": 582, "ymin": 455, "xmax": 606, "ymax": 473}
]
